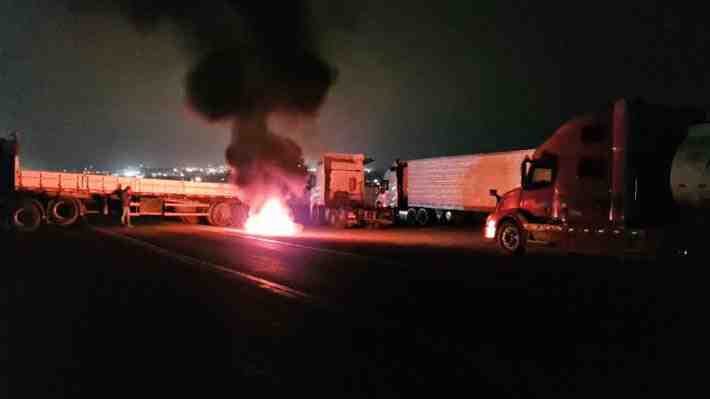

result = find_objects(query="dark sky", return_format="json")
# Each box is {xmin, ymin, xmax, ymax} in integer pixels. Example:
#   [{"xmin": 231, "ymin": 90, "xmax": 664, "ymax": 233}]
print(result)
[{"xmin": 1, "ymin": 1, "xmax": 709, "ymax": 170}]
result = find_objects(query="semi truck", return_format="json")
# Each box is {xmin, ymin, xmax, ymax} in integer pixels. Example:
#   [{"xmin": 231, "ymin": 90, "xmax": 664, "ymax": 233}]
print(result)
[
  {"xmin": 0, "ymin": 136, "xmax": 247, "ymax": 232},
  {"xmin": 484, "ymin": 98, "xmax": 710, "ymax": 258},
  {"xmin": 380, "ymin": 149, "xmax": 534, "ymax": 225},
  {"xmin": 308, "ymin": 152, "xmax": 393, "ymax": 228}
]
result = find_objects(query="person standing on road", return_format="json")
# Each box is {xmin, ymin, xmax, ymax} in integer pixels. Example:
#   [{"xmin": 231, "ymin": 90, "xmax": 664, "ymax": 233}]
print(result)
[{"xmin": 121, "ymin": 186, "xmax": 133, "ymax": 227}]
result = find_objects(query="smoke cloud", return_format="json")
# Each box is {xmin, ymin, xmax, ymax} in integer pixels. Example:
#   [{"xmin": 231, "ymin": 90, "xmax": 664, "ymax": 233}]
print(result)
[{"xmin": 69, "ymin": 0, "xmax": 336, "ymax": 208}]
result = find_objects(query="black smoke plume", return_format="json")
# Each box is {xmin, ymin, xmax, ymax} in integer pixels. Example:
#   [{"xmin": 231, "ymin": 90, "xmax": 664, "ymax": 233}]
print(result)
[{"xmin": 69, "ymin": 0, "xmax": 336, "ymax": 208}]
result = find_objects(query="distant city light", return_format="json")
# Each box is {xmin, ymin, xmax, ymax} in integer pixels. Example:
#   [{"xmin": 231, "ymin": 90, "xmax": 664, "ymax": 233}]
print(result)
[{"xmin": 122, "ymin": 168, "xmax": 143, "ymax": 178}]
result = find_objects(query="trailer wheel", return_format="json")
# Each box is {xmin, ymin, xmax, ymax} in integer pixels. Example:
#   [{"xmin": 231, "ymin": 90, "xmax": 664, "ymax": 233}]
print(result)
[
  {"xmin": 12, "ymin": 198, "xmax": 43, "ymax": 233},
  {"xmin": 416, "ymin": 208, "xmax": 430, "ymax": 226},
  {"xmin": 334, "ymin": 208, "xmax": 348, "ymax": 229},
  {"xmin": 48, "ymin": 197, "xmax": 81, "ymax": 227},
  {"xmin": 443, "ymin": 211, "xmax": 453, "ymax": 224},
  {"xmin": 208, "ymin": 201, "xmax": 233, "ymax": 227},
  {"xmin": 497, "ymin": 220, "xmax": 526, "ymax": 255},
  {"xmin": 406, "ymin": 208, "xmax": 417, "ymax": 225}
]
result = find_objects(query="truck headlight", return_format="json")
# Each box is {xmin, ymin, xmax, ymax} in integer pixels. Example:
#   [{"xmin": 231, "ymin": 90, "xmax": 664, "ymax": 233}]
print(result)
[{"xmin": 485, "ymin": 219, "xmax": 496, "ymax": 239}]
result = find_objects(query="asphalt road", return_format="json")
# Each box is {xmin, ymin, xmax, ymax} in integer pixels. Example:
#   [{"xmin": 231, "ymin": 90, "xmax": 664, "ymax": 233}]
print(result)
[{"xmin": 7, "ymin": 220, "xmax": 706, "ymax": 397}]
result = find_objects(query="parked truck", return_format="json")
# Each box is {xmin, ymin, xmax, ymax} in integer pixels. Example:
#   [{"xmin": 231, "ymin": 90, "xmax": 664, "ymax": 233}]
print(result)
[
  {"xmin": 308, "ymin": 152, "xmax": 393, "ymax": 227},
  {"xmin": 484, "ymin": 98, "xmax": 710, "ymax": 258},
  {"xmin": 0, "ymin": 136, "xmax": 247, "ymax": 232},
  {"xmin": 380, "ymin": 149, "xmax": 534, "ymax": 225}
]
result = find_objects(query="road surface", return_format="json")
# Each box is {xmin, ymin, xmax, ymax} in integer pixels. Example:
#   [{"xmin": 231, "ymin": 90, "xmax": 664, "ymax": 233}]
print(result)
[{"xmin": 7, "ymin": 220, "xmax": 705, "ymax": 397}]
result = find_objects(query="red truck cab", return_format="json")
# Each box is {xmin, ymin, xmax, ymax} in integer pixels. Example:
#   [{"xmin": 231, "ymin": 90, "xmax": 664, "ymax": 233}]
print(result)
[{"xmin": 485, "ymin": 98, "xmax": 710, "ymax": 258}]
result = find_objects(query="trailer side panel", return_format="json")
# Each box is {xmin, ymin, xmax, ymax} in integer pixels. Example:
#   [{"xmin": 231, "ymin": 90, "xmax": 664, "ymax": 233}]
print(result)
[{"xmin": 406, "ymin": 149, "xmax": 533, "ymax": 212}]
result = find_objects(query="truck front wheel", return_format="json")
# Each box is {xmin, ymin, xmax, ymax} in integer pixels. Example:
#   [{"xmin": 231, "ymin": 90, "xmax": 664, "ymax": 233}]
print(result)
[
  {"xmin": 497, "ymin": 220, "xmax": 526, "ymax": 255},
  {"xmin": 12, "ymin": 198, "xmax": 43, "ymax": 233}
]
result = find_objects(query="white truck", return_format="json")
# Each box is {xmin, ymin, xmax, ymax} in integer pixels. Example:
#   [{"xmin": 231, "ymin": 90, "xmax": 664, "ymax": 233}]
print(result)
[
  {"xmin": 1, "ymin": 136, "xmax": 247, "ymax": 232},
  {"xmin": 381, "ymin": 149, "xmax": 534, "ymax": 225},
  {"xmin": 308, "ymin": 153, "xmax": 393, "ymax": 227}
]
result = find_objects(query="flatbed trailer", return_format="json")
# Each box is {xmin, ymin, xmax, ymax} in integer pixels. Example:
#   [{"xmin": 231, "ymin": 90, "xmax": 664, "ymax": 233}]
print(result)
[{"xmin": 1, "ymin": 136, "xmax": 246, "ymax": 232}]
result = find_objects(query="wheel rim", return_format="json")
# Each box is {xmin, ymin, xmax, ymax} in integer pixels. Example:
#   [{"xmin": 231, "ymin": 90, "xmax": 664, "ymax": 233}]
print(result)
[
  {"xmin": 14, "ymin": 208, "xmax": 29, "ymax": 227},
  {"xmin": 13, "ymin": 203, "xmax": 40, "ymax": 230},
  {"xmin": 501, "ymin": 225, "xmax": 520, "ymax": 251},
  {"xmin": 53, "ymin": 201, "xmax": 77, "ymax": 222}
]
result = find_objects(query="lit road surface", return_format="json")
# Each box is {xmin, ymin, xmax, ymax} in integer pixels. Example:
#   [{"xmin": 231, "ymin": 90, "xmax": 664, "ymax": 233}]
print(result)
[
  {"xmin": 93, "ymin": 223, "xmax": 510, "ymax": 309},
  {"xmin": 9, "ymin": 222, "xmax": 704, "ymax": 396}
]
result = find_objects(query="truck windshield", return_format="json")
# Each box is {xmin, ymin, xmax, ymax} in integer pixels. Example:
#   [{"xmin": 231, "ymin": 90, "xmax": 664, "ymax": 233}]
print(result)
[
  {"xmin": 524, "ymin": 159, "xmax": 556, "ymax": 189},
  {"xmin": 531, "ymin": 167, "xmax": 553, "ymax": 185}
]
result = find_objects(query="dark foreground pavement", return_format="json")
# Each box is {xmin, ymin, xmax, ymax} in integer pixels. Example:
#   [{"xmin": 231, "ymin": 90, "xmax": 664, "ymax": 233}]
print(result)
[{"xmin": 6, "ymin": 222, "xmax": 707, "ymax": 397}]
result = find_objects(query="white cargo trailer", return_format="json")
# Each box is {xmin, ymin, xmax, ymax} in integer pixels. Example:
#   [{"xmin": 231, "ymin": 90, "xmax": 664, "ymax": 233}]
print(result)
[{"xmin": 382, "ymin": 149, "xmax": 534, "ymax": 225}]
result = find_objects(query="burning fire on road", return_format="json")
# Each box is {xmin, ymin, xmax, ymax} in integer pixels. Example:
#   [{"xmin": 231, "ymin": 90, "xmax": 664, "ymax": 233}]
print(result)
[{"xmin": 244, "ymin": 198, "xmax": 300, "ymax": 236}]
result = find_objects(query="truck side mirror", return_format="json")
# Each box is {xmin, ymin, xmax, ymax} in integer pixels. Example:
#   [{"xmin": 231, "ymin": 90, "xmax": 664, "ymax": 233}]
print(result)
[
  {"xmin": 489, "ymin": 189, "xmax": 501, "ymax": 203},
  {"xmin": 520, "ymin": 158, "xmax": 532, "ymax": 189}
]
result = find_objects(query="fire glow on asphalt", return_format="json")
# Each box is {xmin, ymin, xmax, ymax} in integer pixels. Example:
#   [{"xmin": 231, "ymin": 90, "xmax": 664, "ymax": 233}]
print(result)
[{"xmin": 244, "ymin": 198, "xmax": 300, "ymax": 236}]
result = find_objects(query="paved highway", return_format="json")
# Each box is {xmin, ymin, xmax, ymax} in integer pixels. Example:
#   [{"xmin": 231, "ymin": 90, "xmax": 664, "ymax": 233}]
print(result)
[{"xmin": 8, "ymin": 220, "xmax": 704, "ymax": 397}]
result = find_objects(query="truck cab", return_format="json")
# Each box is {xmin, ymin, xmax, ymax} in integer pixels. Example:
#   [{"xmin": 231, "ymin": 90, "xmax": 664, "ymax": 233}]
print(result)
[
  {"xmin": 1, "ymin": 135, "xmax": 20, "ymax": 229},
  {"xmin": 485, "ymin": 98, "xmax": 710, "ymax": 258},
  {"xmin": 1, "ymin": 135, "xmax": 18, "ymax": 194}
]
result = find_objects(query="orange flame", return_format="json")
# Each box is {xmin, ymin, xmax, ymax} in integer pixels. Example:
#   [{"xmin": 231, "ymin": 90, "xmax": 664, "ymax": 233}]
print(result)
[{"xmin": 244, "ymin": 198, "xmax": 299, "ymax": 236}]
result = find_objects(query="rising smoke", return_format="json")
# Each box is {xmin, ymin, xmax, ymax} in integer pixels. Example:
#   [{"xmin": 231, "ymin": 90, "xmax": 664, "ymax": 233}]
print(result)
[{"xmin": 68, "ymin": 0, "xmax": 336, "ymax": 208}]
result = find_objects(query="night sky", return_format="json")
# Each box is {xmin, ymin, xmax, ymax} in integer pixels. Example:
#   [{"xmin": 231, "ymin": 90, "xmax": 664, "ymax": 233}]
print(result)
[{"xmin": 1, "ymin": 1, "xmax": 709, "ymax": 171}]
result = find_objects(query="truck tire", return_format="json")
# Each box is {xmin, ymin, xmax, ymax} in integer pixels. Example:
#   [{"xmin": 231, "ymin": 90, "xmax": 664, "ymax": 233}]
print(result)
[
  {"xmin": 12, "ymin": 198, "xmax": 43, "ymax": 233},
  {"xmin": 406, "ymin": 208, "xmax": 417, "ymax": 225},
  {"xmin": 207, "ymin": 201, "xmax": 233, "ymax": 227},
  {"xmin": 416, "ymin": 208, "xmax": 430, "ymax": 226},
  {"xmin": 497, "ymin": 220, "xmax": 526, "ymax": 255},
  {"xmin": 48, "ymin": 197, "xmax": 81, "ymax": 227}
]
